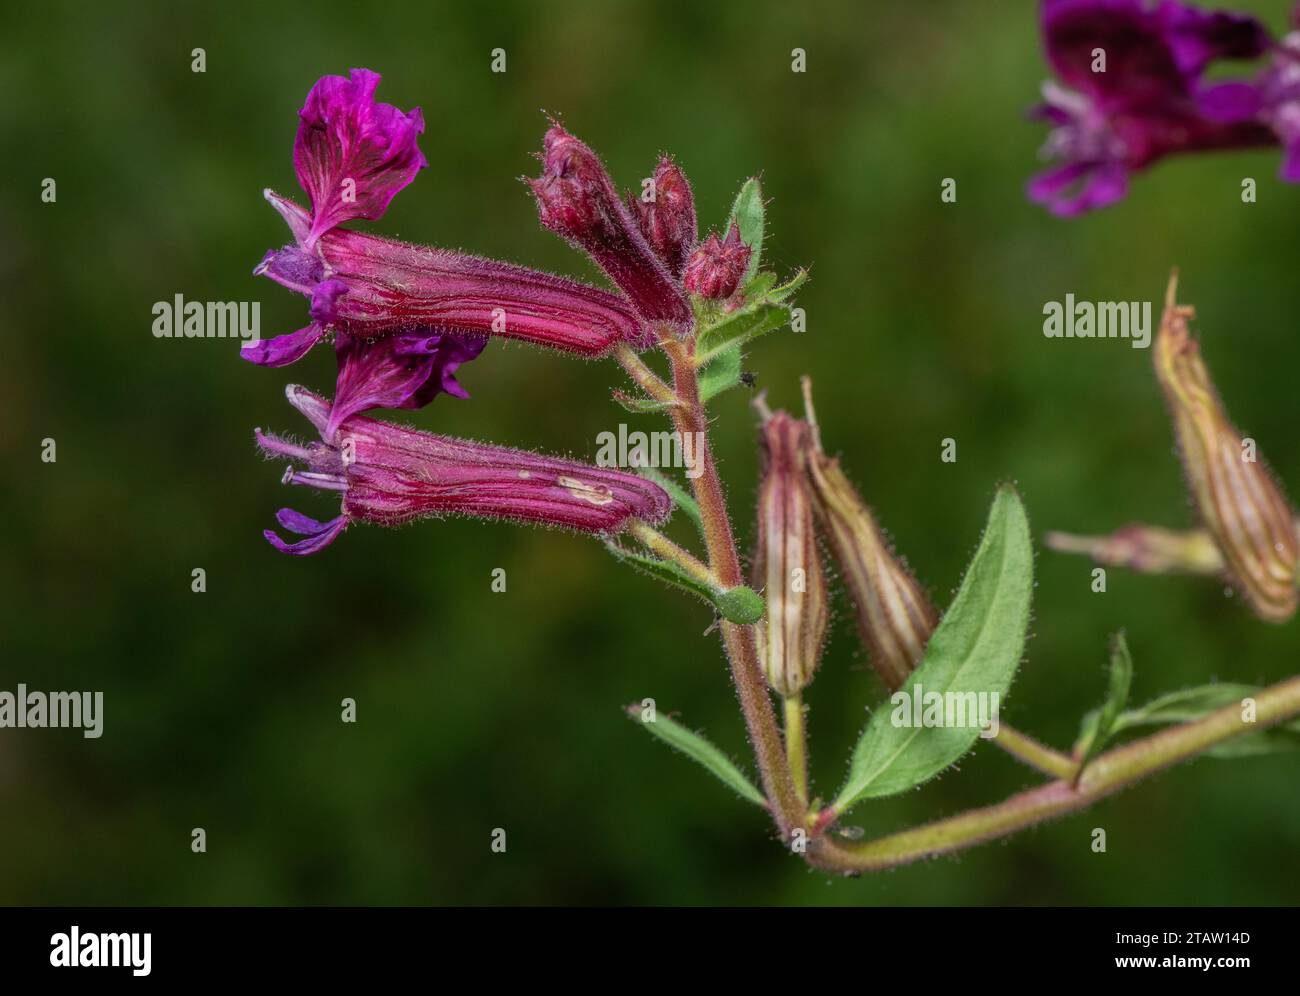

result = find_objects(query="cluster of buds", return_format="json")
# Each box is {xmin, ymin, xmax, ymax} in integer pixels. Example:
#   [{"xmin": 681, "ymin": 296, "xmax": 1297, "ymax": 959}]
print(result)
[
  {"xmin": 751, "ymin": 382, "xmax": 938, "ymax": 698},
  {"xmin": 1050, "ymin": 273, "xmax": 1300, "ymax": 623},
  {"xmin": 246, "ymin": 68, "xmax": 764, "ymax": 551}
]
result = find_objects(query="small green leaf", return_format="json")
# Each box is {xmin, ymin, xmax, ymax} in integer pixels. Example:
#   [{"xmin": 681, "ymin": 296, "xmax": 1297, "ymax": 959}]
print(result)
[
  {"xmin": 768, "ymin": 268, "xmax": 808, "ymax": 302},
  {"xmin": 635, "ymin": 467, "xmax": 703, "ymax": 537},
  {"xmin": 605, "ymin": 542, "xmax": 764, "ymax": 624},
  {"xmin": 833, "ymin": 486, "xmax": 1033, "ymax": 812},
  {"xmin": 625, "ymin": 704, "xmax": 766, "ymax": 806},
  {"xmin": 727, "ymin": 177, "xmax": 765, "ymax": 280},
  {"xmin": 1108, "ymin": 683, "xmax": 1300, "ymax": 758},
  {"xmin": 610, "ymin": 389, "xmax": 676, "ymax": 414},
  {"xmin": 698, "ymin": 343, "xmax": 744, "ymax": 403},
  {"xmin": 694, "ymin": 301, "xmax": 792, "ymax": 369},
  {"xmin": 1073, "ymin": 631, "xmax": 1133, "ymax": 769}
]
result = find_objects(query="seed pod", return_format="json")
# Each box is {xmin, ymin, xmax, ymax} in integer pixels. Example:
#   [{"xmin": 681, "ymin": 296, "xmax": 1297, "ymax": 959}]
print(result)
[
  {"xmin": 753, "ymin": 406, "xmax": 828, "ymax": 697},
  {"xmin": 1154, "ymin": 272, "xmax": 1299, "ymax": 622},
  {"xmin": 800, "ymin": 379, "xmax": 937, "ymax": 690}
]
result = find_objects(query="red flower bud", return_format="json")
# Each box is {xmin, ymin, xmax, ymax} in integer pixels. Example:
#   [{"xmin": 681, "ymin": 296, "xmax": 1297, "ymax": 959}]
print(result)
[
  {"xmin": 528, "ymin": 125, "xmax": 692, "ymax": 332},
  {"xmin": 683, "ymin": 223, "xmax": 751, "ymax": 300},
  {"xmin": 625, "ymin": 155, "xmax": 697, "ymax": 278}
]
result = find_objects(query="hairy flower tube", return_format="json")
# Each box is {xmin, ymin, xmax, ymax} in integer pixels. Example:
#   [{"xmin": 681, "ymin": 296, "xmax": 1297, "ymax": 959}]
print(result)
[
  {"xmin": 753, "ymin": 404, "xmax": 828, "ymax": 699},
  {"xmin": 256, "ymin": 385, "xmax": 672, "ymax": 555},
  {"xmin": 529, "ymin": 124, "xmax": 693, "ymax": 333},
  {"xmin": 1154, "ymin": 276, "xmax": 1300, "ymax": 622},
  {"xmin": 1028, "ymin": 0, "xmax": 1274, "ymax": 215}
]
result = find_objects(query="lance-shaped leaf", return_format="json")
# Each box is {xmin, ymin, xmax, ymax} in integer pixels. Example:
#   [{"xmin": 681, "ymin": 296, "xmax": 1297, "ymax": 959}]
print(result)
[
  {"xmin": 605, "ymin": 542, "xmax": 764, "ymax": 624},
  {"xmin": 624, "ymin": 704, "xmax": 766, "ymax": 806},
  {"xmin": 727, "ymin": 177, "xmax": 765, "ymax": 281},
  {"xmin": 833, "ymin": 486, "xmax": 1033, "ymax": 812},
  {"xmin": 699, "ymin": 344, "xmax": 744, "ymax": 404},
  {"xmin": 1073, "ymin": 631, "xmax": 1134, "ymax": 772},
  {"xmin": 1106, "ymin": 683, "xmax": 1300, "ymax": 758}
]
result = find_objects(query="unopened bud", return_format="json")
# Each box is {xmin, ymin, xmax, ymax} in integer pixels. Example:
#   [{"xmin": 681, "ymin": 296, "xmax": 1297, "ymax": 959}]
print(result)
[
  {"xmin": 529, "ymin": 124, "xmax": 692, "ymax": 332},
  {"xmin": 626, "ymin": 155, "xmax": 697, "ymax": 278},
  {"xmin": 753, "ymin": 403, "xmax": 828, "ymax": 698},
  {"xmin": 1154, "ymin": 272, "xmax": 1299, "ymax": 622},
  {"xmin": 683, "ymin": 223, "xmax": 751, "ymax": 300},
  {"xmin": 800, "ymin": 378, "xmax": 937, "ymax": 689}
]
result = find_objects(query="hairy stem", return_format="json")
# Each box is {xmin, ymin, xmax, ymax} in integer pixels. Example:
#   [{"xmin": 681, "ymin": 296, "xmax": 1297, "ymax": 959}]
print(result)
[
  {"xmin": 806, "ymin": 673, "xmax": 1300, "ymax": 873},
  {"xmin": 661, "ymin": 337, "xmax": 805, "ymax": 835},
  {"xmin": 626, "ymin": 518, "xmax": 715, "ymax": 586},
  {"xmin": 992, "ymin": 724, "xmax": 1078, "ymax": 781},
  {"xmin": 614, "ymin": 343, "xmax": 676, "ymax": 405}
]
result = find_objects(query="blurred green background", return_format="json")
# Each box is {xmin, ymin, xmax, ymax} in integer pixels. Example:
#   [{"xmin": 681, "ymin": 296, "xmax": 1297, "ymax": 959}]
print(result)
[{"xmin": 3, "ymin": 0, "xmax": 1299, "ymax": 905}]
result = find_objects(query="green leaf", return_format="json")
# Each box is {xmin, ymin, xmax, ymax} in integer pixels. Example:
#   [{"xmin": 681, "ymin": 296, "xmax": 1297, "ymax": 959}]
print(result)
[
  {"xmin": 727, "ymin": 177, "xmax": 765, "ymax": 281},
  {"xmin": 768, "ymin": 268, "xmax": 808, "ymax": 302},
  {"xmin": 604, "ymin": 542, "xmax": 764, "ymax": 624},
  {"xmin": 635, "ymin": 467, "xmax": 703, "ymax": 537},
  {"xmin": 698, "ymin": 343, "xmax": 744, "ymax": 403},
  {"xmin": 1073, "ymin": 631, "xmax": 1134, "ymax": 768},
  {"xmin": 694, "ymin": 301, "xmax": 793, "ymax": 369},
  {"xmin": 1108, "ymin": 683, "xmax": 1300, "ymax": 759},
  {"xmin": 610, "ymin": 389, "xmax": 676, "ymax": 415},
  {"xmin": 833, "ymin": 486, "xmax": 1033, "ymax": 811},
  {"xmin": 625, "ymin": 704, "xmax": 766, "ymax": 806}
]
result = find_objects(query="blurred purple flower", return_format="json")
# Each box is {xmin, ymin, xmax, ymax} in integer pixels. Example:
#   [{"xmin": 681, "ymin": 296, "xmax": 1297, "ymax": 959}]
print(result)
[
  {"xmin": 256, "ymin": 386, "xmax": 672, "ymax": 555},
  {"xmin": 1029, "ymin": 0, "xmax": 1275, "ymax": 215}
]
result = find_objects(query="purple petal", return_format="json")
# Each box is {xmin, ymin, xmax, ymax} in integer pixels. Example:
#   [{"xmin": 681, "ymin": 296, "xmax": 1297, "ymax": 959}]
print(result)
[
  {"xmin": 293, "ymin": 68, "xmax": 427, "ymax": 245},
  {"xmin": 309, "ymin": 279, "xmax": 350, "ymax": 324},
  {"xmin": 1195, "ymin": 80, "xmax": 1264, "ymax": 123},
  {"xmin": 1155, "ymin": 1, "xmax": 1270, "ymax": 78},
  {"xmin": 326, "ymin": 331, "xmax": 487, "ymax": 440},
  {"xmin": 276, "ymin": 507, "xmax": 335, "ymax": 535},
  {"xmin": 263, "ymin": 189, "xmax": 313, "ymax": 244},
  {"xmin": 1280, "ymin": 143, "xmax": 1300, "ymax": 182},
  {"xmin": 1026, "ymin": 161, "xmax": 1094, "ymax": 202},
  {"xmin": 1052, "ymin": 160, "xmax": 1130, "ymax": 215},
  {"xmin": 240, "ymin": 323, "xmax": 326, "ymax": 367},
  {"xmin": 263, "ymin": 512, "xmax": 348, "ymax": 555}
]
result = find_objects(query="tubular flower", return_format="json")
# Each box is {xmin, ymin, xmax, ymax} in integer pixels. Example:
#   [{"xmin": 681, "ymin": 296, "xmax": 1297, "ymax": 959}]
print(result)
[
  {"xmin": 256, "ymin": 387, "xmax": 673, "ymax": 555},
  {"xmin": 801, "ymin": 381, "xmax": 938, "ymax": 690},
  {"xmin": 1028, "ymin": 0, "xmax": 1274, "ymax": 215},
  {"xmin": 529, "ymin": 124, "xmax": 693, "ymax": 333},
  {"xmin": 251, "ymin": 189, "xmax": 652, "ymax": 367},
  {"xmin": 625, "ymin": 155, "xmax": 698, "ymax": 278},
  {"xmin": 1154, "ymin": 274, "xmax": 1300, "ymax": 622},
  {"xmin": 753, "ymin": 405, "xmax": 829, "ymax": 698},
  {"xmin": 247, "ymin": 69, "xmax": 656, "ymax": 427}
]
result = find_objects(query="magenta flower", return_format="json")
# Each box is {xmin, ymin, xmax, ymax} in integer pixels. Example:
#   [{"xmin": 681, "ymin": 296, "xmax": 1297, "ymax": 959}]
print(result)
[
  {"xmin": 1028, "ymin": 0, "xmax": 1274, "ymax": 215},
  {"xmin": 529, "ymin": 124, "xmax": 693, "ymax": 333},
  {"xmin": 256, "ymin": 386, "xmax": 672, "ymax": 555},
  {"xmin": 683, "ymin": 223, "xmax": 752, "ymax": 300},
  {"xmin": 247, "ymin": 69, "xmax": 659, "ymax": 429},
  {"xmin": 295, "ymin": 68, "xmax": 427, "ymax": 247}
]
